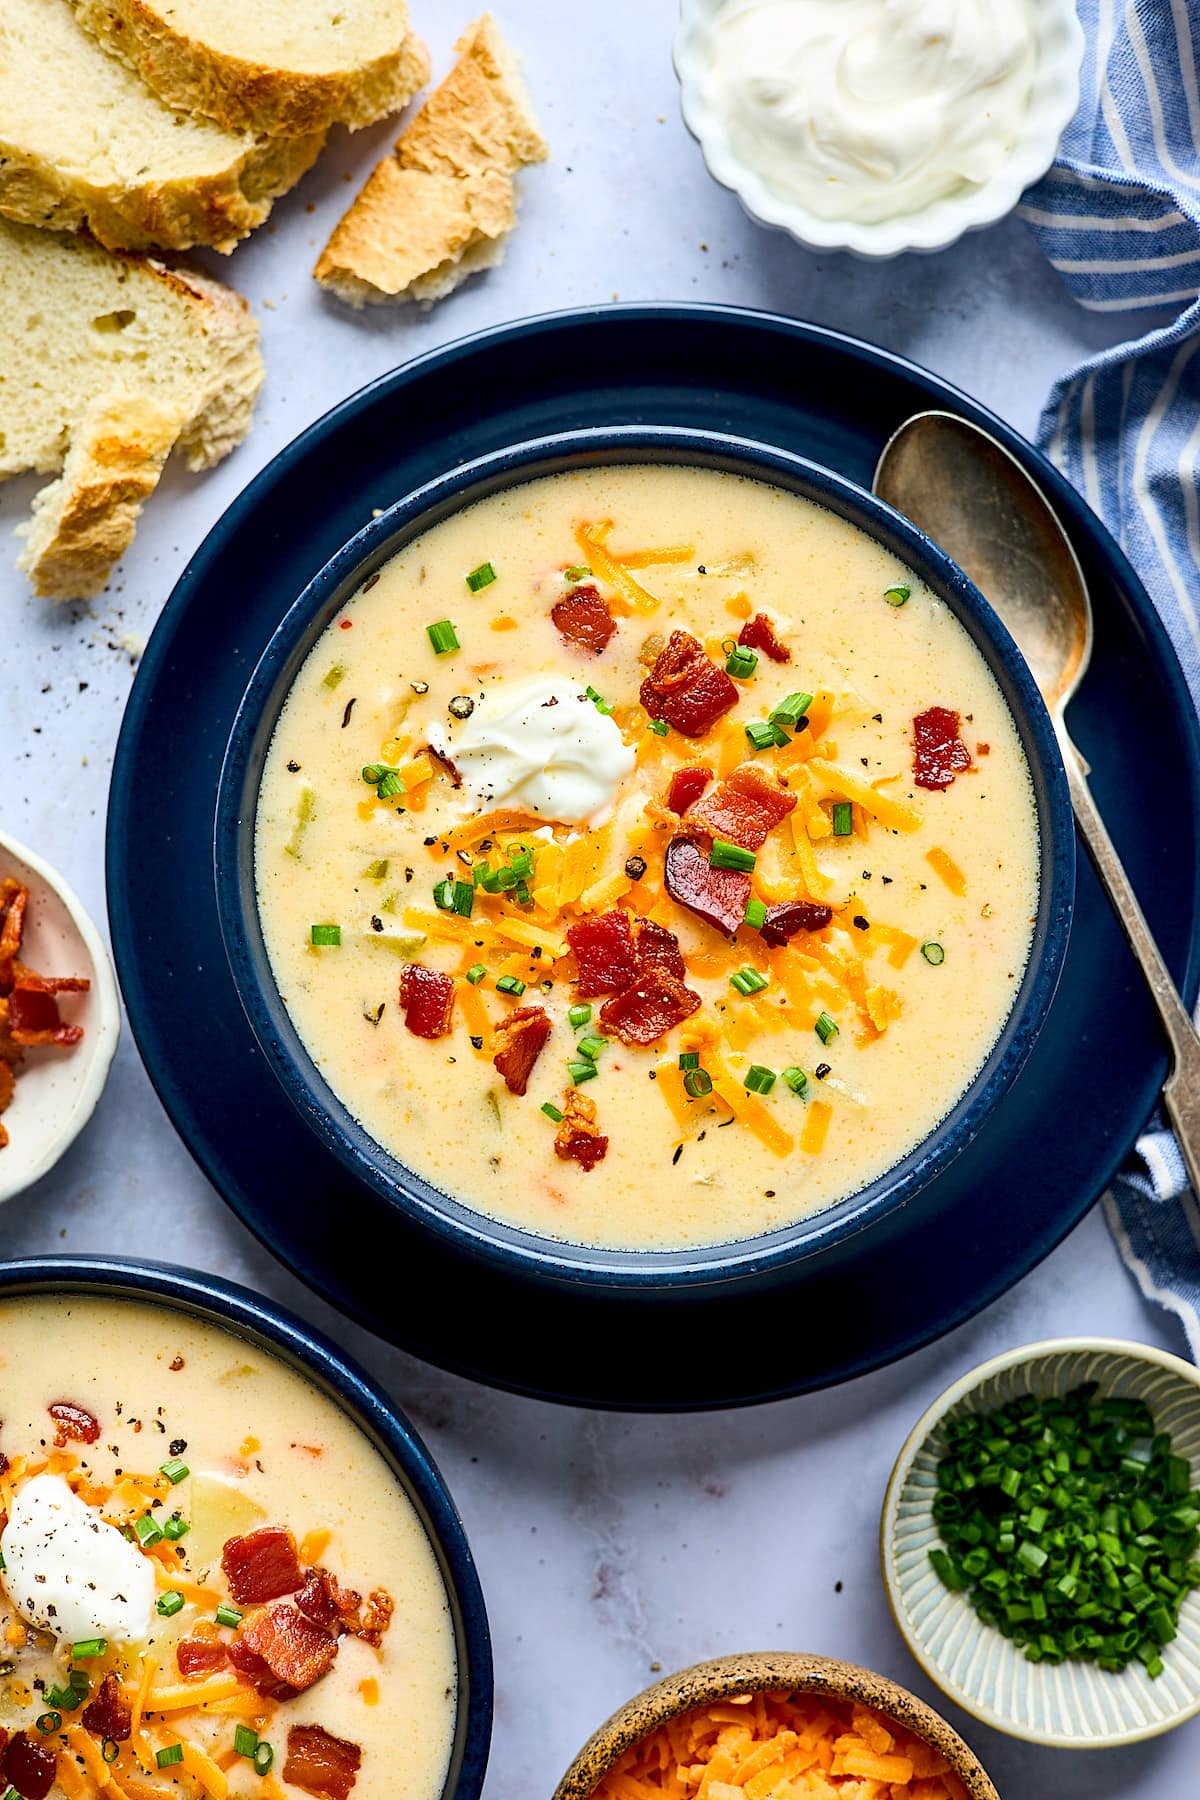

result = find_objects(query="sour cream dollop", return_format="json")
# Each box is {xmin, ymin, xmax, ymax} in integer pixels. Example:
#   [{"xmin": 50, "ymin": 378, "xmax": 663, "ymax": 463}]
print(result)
[
  {"xmin": 704, "ymin": 0, "xmax": 1036, "ymax": 224},
  {"xmin": 432, "ymin": 676, "xmax": 636, "ymax": 826},
  {"xmin": 0, "ymin": 1473, "xmax": 157, "ymax": 1644}
]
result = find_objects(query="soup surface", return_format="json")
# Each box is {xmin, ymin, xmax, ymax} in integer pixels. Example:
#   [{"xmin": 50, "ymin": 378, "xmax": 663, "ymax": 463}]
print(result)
[
  {"xmin": 255, "ymin": 464, "xmax": 1039, "ymax": 1250},
  {"xmin": 0, "ymin": 1295, "xmax": 456, "ymax": 1800}
]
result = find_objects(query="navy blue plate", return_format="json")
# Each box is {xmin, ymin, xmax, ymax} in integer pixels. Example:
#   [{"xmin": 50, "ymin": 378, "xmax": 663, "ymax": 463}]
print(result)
[
  {"xmin": 107, "ymin": 305, "xmax": 1200, "ymax": 1409},
  {"xmin": 213, "ymin": 425, "xmax": 1074, "ymax": 1289},
  {"xmin": 0, "ymin": 1255, "xmax": 492, "ymax": 1800}
]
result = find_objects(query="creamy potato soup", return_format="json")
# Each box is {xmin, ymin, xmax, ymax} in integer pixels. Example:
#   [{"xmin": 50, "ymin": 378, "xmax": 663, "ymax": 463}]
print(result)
[
  {"xmin": 255, "ymin": 464, "xmax": 1039, "ymax": 1251},
  {"xmin": 0, "ymin": 1296, "xmax": 456, "ymax": 1800}
]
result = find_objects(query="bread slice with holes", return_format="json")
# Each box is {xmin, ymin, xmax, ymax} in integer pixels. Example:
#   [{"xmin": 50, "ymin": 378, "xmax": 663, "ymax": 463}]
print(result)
[
  {"xmin": 69, "ymin": 0, "xmax": 430, "ymax": 138},
  {"xmin": 0, "ymin": 215, "xmax": 263, "ymax": 599},
  {"xmin": 314, "ymin": 13, "xmax": 547, "ymax": 307},
  {"xmin": 0, "ymin": 0, "xmax": 324, "ymax": 254}
]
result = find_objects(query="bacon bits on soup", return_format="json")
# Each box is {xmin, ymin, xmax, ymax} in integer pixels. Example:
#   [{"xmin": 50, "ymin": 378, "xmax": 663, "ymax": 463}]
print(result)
[{"xmin": 254, "ymin": 465, "xmax": 1039, "ymax": 1251}]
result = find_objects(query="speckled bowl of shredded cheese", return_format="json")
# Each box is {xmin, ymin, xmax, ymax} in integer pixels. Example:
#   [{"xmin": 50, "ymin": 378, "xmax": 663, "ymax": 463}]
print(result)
[
  {"xmin": 553, "ymin": 1651, "xmax": 998, "ymax": 1800},
  {"xmin": 674, "ymin": 0, "xmax": 1085, "ymax": 258}
]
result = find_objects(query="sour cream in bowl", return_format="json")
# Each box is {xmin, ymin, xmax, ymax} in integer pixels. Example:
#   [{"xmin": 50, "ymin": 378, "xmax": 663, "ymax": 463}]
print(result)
[{"xmin": 674, "ymin": 0, "xmax": 1084, "ymax": 257}]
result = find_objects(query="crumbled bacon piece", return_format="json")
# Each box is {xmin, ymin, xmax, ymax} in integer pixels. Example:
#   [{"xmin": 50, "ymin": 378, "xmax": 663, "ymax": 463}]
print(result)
[
  {"xmin": 551, "ymin": 583, "xmax": 617, "ymax": 654},
  {"xmin": 738, "ymin": 612, "xmax": 791, "ymax": 662},
  {"xmin": 667, "ymin": 764, "xmax": 712, "ymax": 816},
  {"xmin": 913, "ymin": 706, "xmax": 973, "ymax": 790},
  {"xmin": 8, "ymin": 968, "xmax": 88, "ymax": 1047},
  {"xmin": 48, "ymin": 1401, "xmax": 100, "ymax": 1446},
  {"xmin": 664, "ymin": 836, "xmax": 750, "ymax": 938},
  {"xmin": 424, "ymin": 743, "xmax": 462, "ymax": 789},
  {"xmin": 398, "ymin": 963, "xmax": 456, "ymax": 1040},
  {"xmin": 228, "ymin": 1637, "xmax": 299, "ymax": 1702},
  {"xmin": 0, "ymin": 1448, "xmax": 8, "ymax": 1477},
  {"xmin": 221, "ymin": 1526, "xmax": 304, "ymax": 1604},
  {"xmin": 284, "ymin": 1725, "xmax": 363, "ymax": 1800},
  {"xmin": 82, "ymin": 1674, "xmax": 132, "ymax": 1743},
  {"xmin": 296, "ymin": 1569, "xmax": 394, "ymax": 1649},
  {"xmin": 0, "ymin": 881, "xmax": 27, "ymax": 977},
  {"xmin": 554, "ymin": 1090, "xmax": 608, "ymax": 1172},
  {"xmin": 598, "ymin": 967, "xmax": 701, "ymax": 1047},
  {"xmin": 177, "ymin": 1635, "xmax": 229, "ymax": 1681},
  {"xmin": 639, "ymin": 631, "xmax": 738, "ymax": 737},
  {"xmin": 492, "ymin": 1005, "xmax": 551, "ymax": 1096},
  {"xmin": 759, "ymin": 900, "xmax": 833, "ymax": 946},
  {"xmin": 682, "ymin": 764, "xmax": 796, "ymax": 850},
  {"xmin": 4, "ymin": 1733, "xmax": 57, "ymax": 1800},
  {"xmin": 632, "ymin": 918, "xmax": 686, "ymax": 982},
  {"xmin": 239, "ymin": 1603, "xmax": 338, "ymax": 1693},
  {"xmin": 567, "ymin": 912, "xmax": 639, "ymax": 997}
]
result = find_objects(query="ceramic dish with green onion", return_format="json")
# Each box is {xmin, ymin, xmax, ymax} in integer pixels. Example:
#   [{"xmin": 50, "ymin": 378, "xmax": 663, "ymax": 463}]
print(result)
[{"xmin": 882, "ymin": 1338, "xmax": 1200, "ymax": 1748}]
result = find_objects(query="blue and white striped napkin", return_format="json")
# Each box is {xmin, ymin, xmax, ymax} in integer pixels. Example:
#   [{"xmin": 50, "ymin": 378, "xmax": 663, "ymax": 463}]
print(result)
[{"xmin": 1018, "ymin": 0, "xmax": 1200, "ymax": 1355}]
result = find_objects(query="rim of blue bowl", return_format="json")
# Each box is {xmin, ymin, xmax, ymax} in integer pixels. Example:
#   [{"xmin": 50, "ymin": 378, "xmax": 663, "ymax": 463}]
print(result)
[
  {"xmin": 0, "ymin": 1255, "xmax": 493, "ymax": 1800},
  {"xmin": 213, "ymin": 424, "xmax": 1075, "ymax": 1292}
]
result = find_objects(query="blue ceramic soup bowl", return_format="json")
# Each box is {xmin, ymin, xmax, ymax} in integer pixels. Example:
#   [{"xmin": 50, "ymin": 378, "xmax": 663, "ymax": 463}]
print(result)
[
  {"xmin": 0, "ymin": 1255, "xmax": 492, "ymax": 1800},
  {"xmin": 214, "ymin": 426, "xmax": 1075, "ymax": 1294}
]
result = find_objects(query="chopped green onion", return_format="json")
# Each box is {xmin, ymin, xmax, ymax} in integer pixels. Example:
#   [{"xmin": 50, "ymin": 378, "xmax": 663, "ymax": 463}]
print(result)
[
  {"xmin": 576, "ymin": 1036, "xmax": 606, "ymax": 1062},
  {"xmin": 770, "ymin": 692, "xmax": 814, "ymax": 729},
  {"xmin": 730, "ymin": 967, "xmax": 769, "ymax": 996},
  {"xmin": 496, "ymin": 975, "xmax": 526, "ymax": 996},
  {"xmin": 451, "ymin": 879, "xmax": 474, "ymax": 919},
  {"xmin": 134, "ymin": 1514, "xmax": 163, "ymax": 1547},
  {"xmin": 71, "ymin": 1638, "xmax": 108, "ymax": 1660},
  {"xmin": 815, "ymin": 1011, "xmax": 839, "ymax": 1045},
  {"xmin": 102, "ymin": 1740, "xmax": 120, "ymax": 1765},
  {"xmin": 156, "ymin": 1591, "xmax": 185, "ymax": 1618},
  {"xmin": 426, "ymin": 619, "xmax": 460, "ymax": 655},
  {"xmin": 156, "ymin": 1746, "xmax": 184, "ymax": 1770},
  {"xmin": 36, "ymin": 1712, "xmax": 62, "ymax": 1735},
  {"xmin": 322, "ymin": 663, "xmax": 346, "ymax": 690},
  {"xmin": 782, "ymin": 1066, "xmax": 809, "ymax": 1099},
  {"xmin": 725, "ymin": 646, "xmax": 758, "ymax": 679},
  {"xmin": 884, "ymin": 584, "xmax": 911, "ymax": 607},
  {"xmin": 254, "ymin": 1744, "xmax": 275, "ymax": 1778},
  {"xmin": 568, "ymin": 1059, "xmax": 598, "ymax": 1085},
  {"xmin": 568, "ymin": 1004, "xmax": 593, "ymax": 1028},
  {"xmin": 159, "ymin": 1457, "xmax": 189, "ymax": 1485},
  {"xmin": 466, "ymin": 562, "xmax": 497, "ymax": 592},
  {"xmin": 564, "ymin": 565, "xmax": 592, "ymax": 582},
  {"xmin": 364, "ymin": 858, "xmax": 390, "ymax": 880},
  {"xmin": 743, "ymin": 897, "xmax": 767, "ymax": 930},
  {"xmin": 163, "ymin": 1515, "xmax": 190, "ymax": 1541},
  {"xmin": 744, "ymin": 1064, "xmax": 777, "ymax": 1094},
  {"xmin": 745, "ymin": 719, "xmax": 791, "ymax": 752},
  {"xmin": 647, "ymin": 719, "xmax": 670, "ymax": 736},
  {"xmin": 683, "ymin": 1068, "xmax": 713, "ymax": 1099},
  {"xmin": 710, "ymin": 838, "xmax": 756, "ymax": 873},
  {"xmin": 832, "ymin": 801, "xmax": 853, "ymax": 837},
  {"xmin": 234, "ymin": 1726, "xmax": 259, "ymax": 1760},
  {"xmin": 541, "ymin": 1102, "xmax": 564, "ymax": 1122},
  {"xmin": 433, "ymin": 878, "xmax": 454, "ymax": 911},
  {"xmin": 465, "ymin": 963, "xmax": 487, "ymax": 985},
  {"xmin": 678, "ymin": 1051, "xmax": 700, "ymax": 1071},
  {"xmin": 310, "ymin": 924, "xmax": 341, "ymax": 947},
  {"xmin": 215, "ymin": 1604, "xmax": 243, "ymax": 1629},
  {"xmin": 584, "ymin": 684, "xmax": 613, "ymax": 716},
  {"xmin": 922, "ymin": 940, "xmax": 946, "ymax": 966},
  {"xmin": 44, "ymin": 1681, "xmax": 85, "ymax": 1711},
  {"xmin": 362, "ymin": 763, "xmax": 403, "ymax": 800}
]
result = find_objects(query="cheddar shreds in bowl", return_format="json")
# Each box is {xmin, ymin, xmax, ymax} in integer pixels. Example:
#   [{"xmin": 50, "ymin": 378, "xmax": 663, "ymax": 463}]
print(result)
[{"xmin": 591, "ymin": 1690, "xmax": 970, "ymax": 1800}]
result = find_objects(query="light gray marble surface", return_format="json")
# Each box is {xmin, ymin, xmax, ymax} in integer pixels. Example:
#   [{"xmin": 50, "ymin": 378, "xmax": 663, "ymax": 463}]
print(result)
[{"xmin": 1, "ymin": 4, "xmax": 1193, "ymax": 1795}]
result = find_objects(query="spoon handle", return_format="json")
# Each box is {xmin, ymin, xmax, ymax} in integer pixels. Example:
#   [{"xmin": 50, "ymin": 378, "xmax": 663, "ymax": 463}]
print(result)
[{"xmin": 1059, "ymin": 730, "xmax": 1200, "ymax": 1201}]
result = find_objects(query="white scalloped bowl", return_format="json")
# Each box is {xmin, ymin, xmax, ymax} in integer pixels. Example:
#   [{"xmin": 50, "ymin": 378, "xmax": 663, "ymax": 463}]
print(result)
[
  {"xmin": 882, "ymin": 1339, "xmax": 1200, "ymax": 1748},
  {"xmin": 673, "ymin": 0, "xmax": 1085, "ymax": 259}
]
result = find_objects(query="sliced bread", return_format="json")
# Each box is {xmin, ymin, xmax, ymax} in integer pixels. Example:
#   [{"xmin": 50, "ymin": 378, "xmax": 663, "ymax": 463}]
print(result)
[
  {"xmin": 315, "ymin": 13, "xmax": 547, "ymax": 308},
  {"xmin": 0, "ymin": 0, "xmax": 324, "ymax": 254},
  {"xmin": 69, "ymin": 0, "xmax": 430, "ymax": 139},
  {"xmin": 0, "ymin": 216, "xmax": 263, "ymax": 599}
]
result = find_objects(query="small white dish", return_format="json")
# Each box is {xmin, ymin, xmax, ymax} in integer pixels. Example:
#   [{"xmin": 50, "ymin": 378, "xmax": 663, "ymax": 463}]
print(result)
[
  {"xmin": 673, "ymin": 0, "xmax": 1085, "ymax": 259},
  {"xmin": 882, "ymin": 1338, "xmax": 1200, "ymax": 1748},
  {"xmin": 0, "ymin": 829, "xmax": 120, "ymax": 1202}
]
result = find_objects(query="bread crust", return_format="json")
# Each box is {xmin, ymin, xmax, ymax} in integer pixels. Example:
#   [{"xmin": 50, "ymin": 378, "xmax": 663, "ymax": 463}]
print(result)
[
  {"xmin": 315, "ymin": 12, "xmax": 546, "ymax": 307},
  {"xmin": 0, "ymin": 123, "xmax": 324, "ymax": 255},
  {"xmin": 70, "ymin": 0, "xmax": 430, "ymax": 137}
]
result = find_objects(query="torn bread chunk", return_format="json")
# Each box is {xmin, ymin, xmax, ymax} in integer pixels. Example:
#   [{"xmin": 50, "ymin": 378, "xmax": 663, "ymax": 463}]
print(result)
[
  {"xmin": 68, "ymin": 0, "xmax": 430, "ymax": 139},
  {"xmin": 0, "ymin": 216, "xmax": 263, "ymax": 599},
  {"xmin": 0, "ymin": 0, "xmax": 324, "ymax": 254},
  {"xmin": 315, "ymin": 12, "xmax": 547, "ymax": 308}
]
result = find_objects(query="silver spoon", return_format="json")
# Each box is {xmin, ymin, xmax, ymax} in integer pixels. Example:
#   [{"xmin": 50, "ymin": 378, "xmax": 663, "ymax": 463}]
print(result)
[{"xmin": 874, "ymin": 409, "xmax": 1200, "ymax": 1200}]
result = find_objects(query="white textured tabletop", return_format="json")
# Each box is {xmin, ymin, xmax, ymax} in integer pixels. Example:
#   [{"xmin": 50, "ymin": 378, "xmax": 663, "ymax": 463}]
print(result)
[{"xmin": 1, "ymin": 5, "xmax": 1192, "ymax": 1796}]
